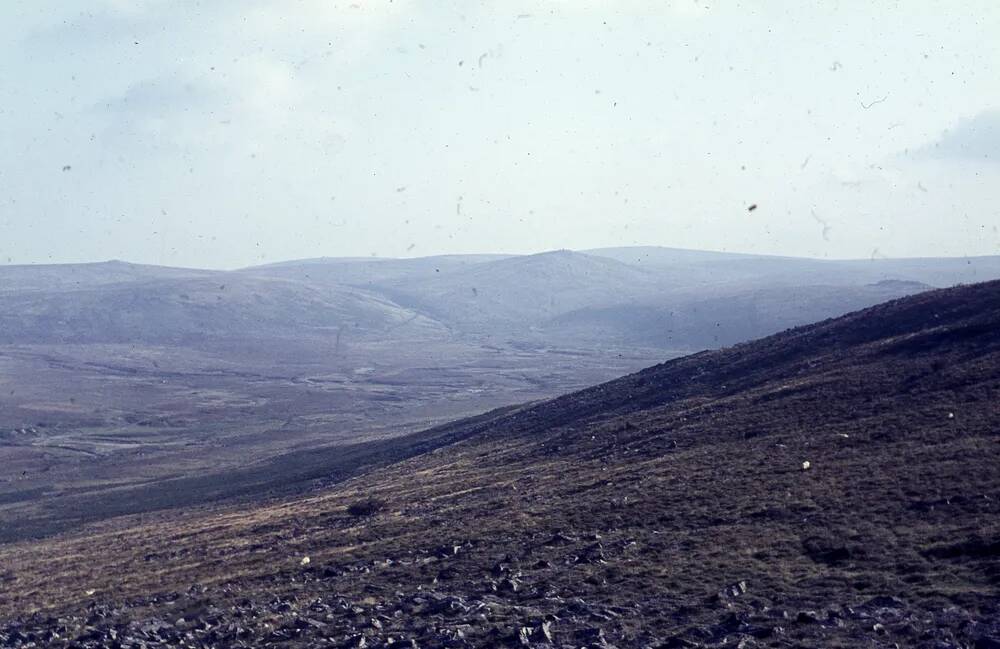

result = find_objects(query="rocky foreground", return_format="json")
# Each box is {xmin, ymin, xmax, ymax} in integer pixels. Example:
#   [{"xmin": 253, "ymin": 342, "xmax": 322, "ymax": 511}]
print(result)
[
  {"xmin": 4, "ymin": 568, "xmax": 999, "ymax": 648},
  {"xmin": 1, "ymin": 281, "xmax": 999, "ymax": 648}
]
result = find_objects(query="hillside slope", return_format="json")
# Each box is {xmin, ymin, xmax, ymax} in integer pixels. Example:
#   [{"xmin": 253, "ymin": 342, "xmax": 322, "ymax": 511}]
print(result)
[
  {"xmin": 368, "ymin": 250, "xmax": 663, "ymax": 332},
  {"xmin": 545, "ymin": 280, "xmax": 931, "ymax": 348},
  {"xmin": 0, "ymin": 260, "xmax": 217, "ymax": 292},
  {"xmin": 240, "ymin": 248, "xmax": 1000, "ymax": 349},
  {"xmin": 1, "ymin": 281, "xmax": 998, "ymax": 647},
  {"xmin": 0, "ymin": 275, "xmax": 447, "ymax": 344},
  {"xmin": 241, "ymin": 255, "xmax": 513, "ymax": 290},
  {"xmin": 586, "ymin": 246, "xmax": 1000, "ymax": 289}
]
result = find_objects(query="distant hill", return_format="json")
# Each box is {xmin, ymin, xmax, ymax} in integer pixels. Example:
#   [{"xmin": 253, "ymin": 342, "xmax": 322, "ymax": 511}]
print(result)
[
  {"xmin": 588, "ymin": 246, "xmax": 1000, "ymax": 289},
  {"xmin": 546, "ymin": 280, "xmax": 934, "ymax": 348},
  {"xmin": 0, "ymin": 274, "xmax": 446, "ymax": 344},
  {"xmin": 585, "ymin": 245, "xmax": 769, "ymax": 266},
  {"xmin": 0, "ymin": 260, "xmax": 215, "ymax": 292},
  {"xmin": 5, "ymin": 248, "xmax": 1000, "ymax": 350},
  {"xmin": 370, "ymin": 250, "xmax": 662, "ymax": 331},
  {"xmin": 242, "ymin": 254, "xmax": 513, "ymax": 290}
]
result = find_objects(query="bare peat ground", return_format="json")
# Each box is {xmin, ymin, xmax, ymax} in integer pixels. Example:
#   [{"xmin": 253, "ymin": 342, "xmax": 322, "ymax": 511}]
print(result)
[{"xmin": 0, "ymin": 281, "xmax": 999, "ymax": 648}]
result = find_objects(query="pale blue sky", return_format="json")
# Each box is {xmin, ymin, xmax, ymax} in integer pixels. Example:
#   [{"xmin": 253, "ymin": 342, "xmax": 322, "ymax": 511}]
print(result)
[{"xmin": 1, "ymin": 1, "xmax": 998, "ymax": 268}]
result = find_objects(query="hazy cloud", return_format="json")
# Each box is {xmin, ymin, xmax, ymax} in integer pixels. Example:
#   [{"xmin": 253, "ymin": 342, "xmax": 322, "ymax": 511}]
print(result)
[
  {"xmin": 94, "ymin": 78, "xmax": 223, "ymax": 118},
  {"xmin": 920, "ymin": 109, "xmax": 1000, "ymax": 163},
  {"xmin": 2, "ymin": 1, "xmax": 999, "ymax": 267}
]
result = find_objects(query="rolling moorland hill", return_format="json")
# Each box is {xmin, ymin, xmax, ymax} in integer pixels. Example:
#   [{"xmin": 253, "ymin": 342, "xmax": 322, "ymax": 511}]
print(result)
[
  {"xmin": 584, "ymin": 247, "xmax": 1000, "ymax": 290},
  {"xmin": 2, "ymin": 249, "xmax": 999, "ymax": 552},
  {"xmin": 542, "ymin": 280, "xmax": 934, "ymax": 348},
  {"xmin": 5, "ymin": 249, "xmax": 1000, "ymax": 349},
  {"xmin": 242, "ymin": 255, "xmax": 515, "ymax": 291},
  {"xmin": 370, "ymin": 251, "xmax": 663, "ymax": 333},
  {"xmin": 0, "ymin": 260, "xmax": 217, "ymax": 293},
  {"xmin": 0, "ymin": 280, "xmax": 997, "ymax": 648},
  {"xmin": 242, "ymin": 248, "xmax": 1000, "ymax": 346},
  {"xmin": 0, "ymin": 274, "xmax": 447, "ymax": 345}
]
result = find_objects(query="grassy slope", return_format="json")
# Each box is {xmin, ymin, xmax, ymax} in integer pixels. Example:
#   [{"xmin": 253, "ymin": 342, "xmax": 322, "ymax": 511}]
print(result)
[{"xmin": 0, "ymin": 282, "xmax": 998, "ymax": 647}]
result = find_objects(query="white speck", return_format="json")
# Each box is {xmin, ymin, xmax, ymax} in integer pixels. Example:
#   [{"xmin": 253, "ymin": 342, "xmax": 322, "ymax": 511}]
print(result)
[
  {"xmin": 300, "ymin": 556, "xmax": 311, "ymax": 566},
  {"xmin": 801, "ymin": 461, "xmax": 811, "ymax": 471}
]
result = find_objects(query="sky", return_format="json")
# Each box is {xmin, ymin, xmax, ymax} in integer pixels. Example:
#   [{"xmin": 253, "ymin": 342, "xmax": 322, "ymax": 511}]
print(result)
[{"xmin": 1, "ymin": 0, "xmax": 998, "ymax": 269}]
